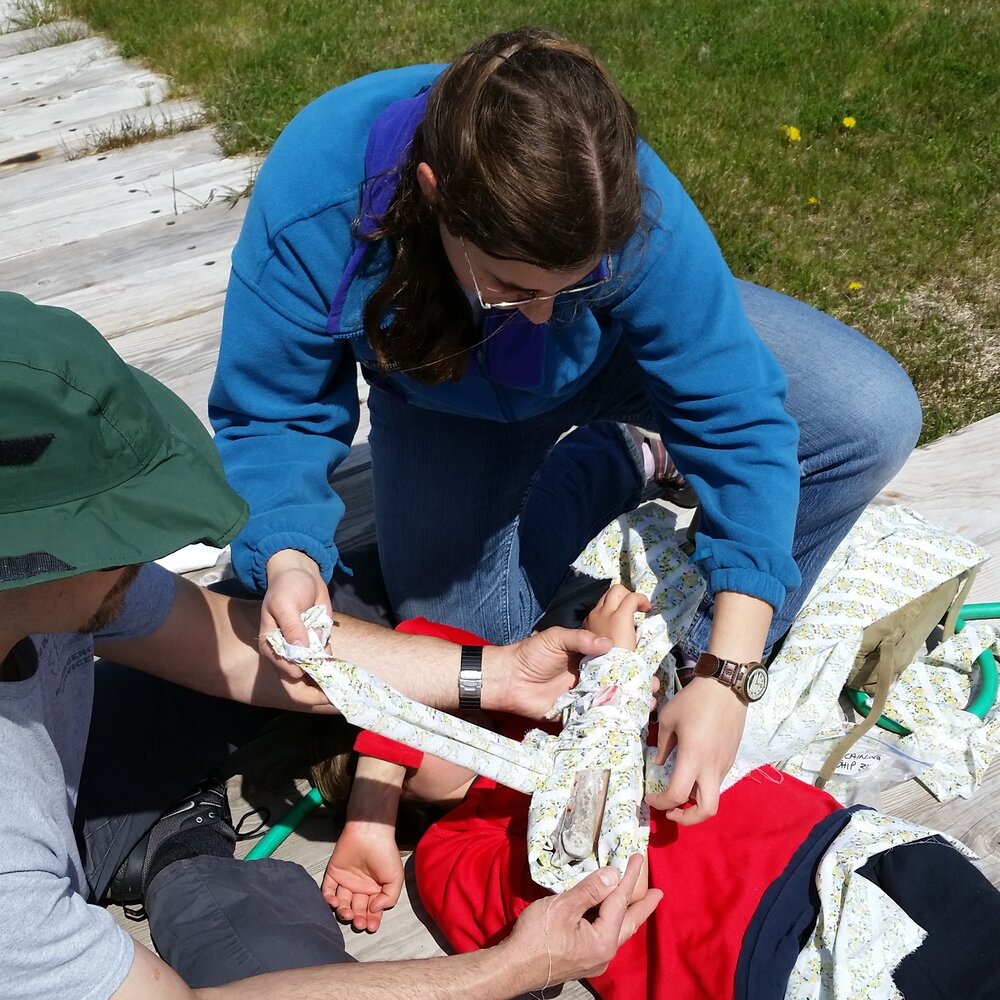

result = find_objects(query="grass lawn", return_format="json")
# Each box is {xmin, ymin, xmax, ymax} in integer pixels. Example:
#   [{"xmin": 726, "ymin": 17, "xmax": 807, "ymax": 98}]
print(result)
[{"xmin": 49, "ymin": 0, "xmax": 1000, "ymax": 442}]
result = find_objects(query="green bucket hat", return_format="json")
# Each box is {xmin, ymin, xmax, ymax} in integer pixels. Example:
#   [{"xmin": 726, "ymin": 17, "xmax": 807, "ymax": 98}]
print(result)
[{"xmin": 0, "ymin": 292, "xmax": 248, "ymax": 591}]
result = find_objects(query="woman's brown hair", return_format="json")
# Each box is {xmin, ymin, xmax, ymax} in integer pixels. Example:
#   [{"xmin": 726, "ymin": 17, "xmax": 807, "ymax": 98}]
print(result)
[{"xmin": 362, "ymin": 27, "xmax": 642, "ymax": 383}]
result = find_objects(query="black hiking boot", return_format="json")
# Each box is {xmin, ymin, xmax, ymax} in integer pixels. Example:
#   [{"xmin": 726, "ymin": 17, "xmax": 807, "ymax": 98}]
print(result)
[{"xmin": 106, "ymin": 774, "xmax": 237, "ymax": 919}]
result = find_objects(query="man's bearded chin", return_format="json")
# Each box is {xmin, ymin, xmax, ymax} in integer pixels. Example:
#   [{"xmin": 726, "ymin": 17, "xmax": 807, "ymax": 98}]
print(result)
[{"xmin": 79, "ymin": 565, "xmax": 142, "ymax": 634}]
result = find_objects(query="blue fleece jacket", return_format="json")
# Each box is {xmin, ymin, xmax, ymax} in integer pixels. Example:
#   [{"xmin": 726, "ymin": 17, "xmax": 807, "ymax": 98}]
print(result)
[{"xmin": 209, "ymin": 63, "xmax": 801, "ymax": 608}]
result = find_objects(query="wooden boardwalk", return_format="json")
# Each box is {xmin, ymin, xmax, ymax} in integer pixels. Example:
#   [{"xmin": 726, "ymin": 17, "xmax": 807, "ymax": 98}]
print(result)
[{"xmin": 2, "ymin": 6, "xmax": 999, "ymax": 988}]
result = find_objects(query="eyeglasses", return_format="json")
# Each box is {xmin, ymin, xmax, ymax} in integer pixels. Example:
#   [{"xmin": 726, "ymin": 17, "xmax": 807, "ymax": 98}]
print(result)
[{"xmin": 460, "ymin": 237, "xmax": 613, "ymax": 311}]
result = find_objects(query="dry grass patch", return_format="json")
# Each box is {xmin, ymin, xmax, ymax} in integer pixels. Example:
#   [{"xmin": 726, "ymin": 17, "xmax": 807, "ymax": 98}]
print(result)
[
  {"xmin": 63, "ymin": 109, "xmax": 205, "ymax": 159},
  {"xmin": 1, "ymin": 0, "xmax": 61, "ymax": 32},
  {"xmin": 14, "ymin": 19, "xmax": 89, "ymax": 50}
]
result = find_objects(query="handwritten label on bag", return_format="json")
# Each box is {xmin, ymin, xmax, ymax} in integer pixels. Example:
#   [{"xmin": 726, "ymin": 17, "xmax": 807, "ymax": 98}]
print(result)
[{"xmin": 834, "ymin": 750, "xmax": 883, "ymax": 775}]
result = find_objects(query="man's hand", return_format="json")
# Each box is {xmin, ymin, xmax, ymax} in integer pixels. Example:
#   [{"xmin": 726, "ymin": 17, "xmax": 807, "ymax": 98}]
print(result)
[
  {"xmin": 645, "ymin": 677, "xmax": 747, "ymax": 824},
  {"xmin": 483, "ymin": 627, "xmax": 613, "ymax": 719},
  {"xmin": 261, "ymin": 549, "xmax": 331, "ymax": 679},
  {"xmin": 322, "ymin": 820, "xmax": 404, "ymax": 933},
  {"xmin": 502, "ymin": 855, "xmax": 661, "ymax": 987}
]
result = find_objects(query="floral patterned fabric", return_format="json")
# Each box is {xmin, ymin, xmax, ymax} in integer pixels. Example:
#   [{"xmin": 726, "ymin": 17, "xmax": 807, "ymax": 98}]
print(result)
[
  {"xmin": 743, "ymin": 505, "xmax": 996, "ymax": 801},
  {"xmin": 265, "ymin": 607, "xmax": 549, "ymax": 795},
  {"xmin": 570, "ymin": 502, "xmax": 996, "ymax": 801},
  {"xmin": 525, "ymin": 646, "xmax": 652, "ymax": 890}
]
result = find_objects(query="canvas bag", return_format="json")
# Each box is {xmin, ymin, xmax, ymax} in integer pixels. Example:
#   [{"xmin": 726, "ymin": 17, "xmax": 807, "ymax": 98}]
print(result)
[{"xmin": 814, "ymin": 567, "xmax": 980, "ymax": 788}]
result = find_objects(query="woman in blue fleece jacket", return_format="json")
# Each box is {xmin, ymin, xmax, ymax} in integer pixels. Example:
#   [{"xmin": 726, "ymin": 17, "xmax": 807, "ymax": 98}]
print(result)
[{"xmin": 209, "ymin": 27, "xmax": 920, "ymax": 822}]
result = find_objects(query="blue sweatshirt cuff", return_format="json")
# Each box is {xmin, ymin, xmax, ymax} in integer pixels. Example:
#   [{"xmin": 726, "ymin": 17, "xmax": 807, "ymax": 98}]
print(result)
[
  {"xmin": 232, "ymin": 531, "xmax": 340, "ymax": 595},
  {"xmin": 703, "ymin": 568, "xmax": 788, "ymax": 612}
]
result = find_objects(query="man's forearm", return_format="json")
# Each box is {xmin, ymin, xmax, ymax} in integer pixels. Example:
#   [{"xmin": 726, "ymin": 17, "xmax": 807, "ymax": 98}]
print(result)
[
  {"xmin": 115, "ymin": 853, "xmax": 650, "ymax": 1000},
  {"xmin": 199, "ymin": 940, "xmax": 539, "ymax": 1000},
  {"xmin": 115, "ymin": 910, "xmax": 543, "ymax": 1000},
  {"xmin": 325, "ymin": 613, "xmax": 460, "ymax": 708},
  {"xmin": 99, "ymin": 577, "xmax": 482, "ymax": 712},
  {"xmin": 101, "ymin": 574, "xmax": 584, "ymax": 719}
]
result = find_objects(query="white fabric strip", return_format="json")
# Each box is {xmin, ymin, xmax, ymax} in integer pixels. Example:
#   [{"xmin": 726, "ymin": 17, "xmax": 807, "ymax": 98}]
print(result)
[{"xmin": 266, "ymin": 608, "xmax": 548, "ymax": 794}]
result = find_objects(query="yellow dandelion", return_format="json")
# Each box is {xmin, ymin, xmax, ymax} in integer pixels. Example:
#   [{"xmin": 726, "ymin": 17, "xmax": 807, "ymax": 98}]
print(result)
[
  {"xmin": 842, "ymin": 116, "xmax": 857, "ymax": 129},
  {"xmin": 781, "ymin": 124, "xmax": 801, "ymax": 142},
  {"xmin": 847, "ymin": 281, "xmax": 863, "ymax": 292},
  {"xmin": 807, "ymin": 196, "xmax": 819, "ymax": 205}
]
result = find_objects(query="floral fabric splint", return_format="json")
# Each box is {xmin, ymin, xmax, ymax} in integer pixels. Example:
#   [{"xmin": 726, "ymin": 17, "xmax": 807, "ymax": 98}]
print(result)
[
  {"xmin": 266, "ymin": 613, "xmax": 655, "ymax": 892},
  {"xmin": 569, "ymin": 501, "xmax": 995, "ymax": 1000}
]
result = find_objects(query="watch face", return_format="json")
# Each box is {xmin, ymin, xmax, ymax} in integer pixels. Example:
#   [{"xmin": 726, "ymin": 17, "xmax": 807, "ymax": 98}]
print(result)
[{"xmin": 743, "ymin": 665, "xmax": 769, "ymax": 702}]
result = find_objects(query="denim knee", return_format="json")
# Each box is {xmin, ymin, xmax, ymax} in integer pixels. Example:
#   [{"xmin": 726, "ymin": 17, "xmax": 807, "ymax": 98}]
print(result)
[{"xmin": 831, "ymin": 354, "xmax": 922, "ymax": 487}]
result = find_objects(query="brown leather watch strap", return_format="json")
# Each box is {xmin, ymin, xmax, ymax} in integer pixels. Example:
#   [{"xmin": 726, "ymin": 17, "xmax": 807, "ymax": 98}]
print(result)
[
  {"xmin": 694, "ymin": 652, "xmax": 740, "ymax": 683},
  {"xmin": 693, "ymin": 652, "xmax": 768, "ymax": 704}
]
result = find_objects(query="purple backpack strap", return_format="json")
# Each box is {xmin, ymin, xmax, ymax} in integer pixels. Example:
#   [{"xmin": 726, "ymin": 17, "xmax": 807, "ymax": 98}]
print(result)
[{"xmin": 327, "ymin": 90, "xmax": 430, "ymax": 336}]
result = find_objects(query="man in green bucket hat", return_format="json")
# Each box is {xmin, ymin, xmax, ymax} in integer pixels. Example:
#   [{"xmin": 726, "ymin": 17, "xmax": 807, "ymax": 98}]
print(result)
[{"xmin": 0, "ymin": 292, "xmax": 657, "ymax": 999}]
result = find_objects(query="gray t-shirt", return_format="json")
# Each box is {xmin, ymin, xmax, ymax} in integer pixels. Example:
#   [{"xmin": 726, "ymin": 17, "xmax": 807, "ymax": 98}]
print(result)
[{"xmin": 0, "ymin": 564, "xmax": 175, "ymax": 999}]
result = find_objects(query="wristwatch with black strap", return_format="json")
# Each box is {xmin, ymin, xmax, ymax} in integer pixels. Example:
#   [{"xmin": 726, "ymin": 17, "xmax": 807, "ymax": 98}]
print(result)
[{"xmin": 693, "ymin": 652, "xmax": 769, "ymax": 704}]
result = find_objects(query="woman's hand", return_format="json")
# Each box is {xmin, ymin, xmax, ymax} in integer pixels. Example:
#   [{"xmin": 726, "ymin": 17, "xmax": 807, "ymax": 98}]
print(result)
[
  {"xmin": 646, "ymin": 591, "xmax": 769, "ymax": 825},
  {"xmin": 261, "ymin": 549, "xmax": 332, "ymax": 679},
  {"xmin": 645, "ymin": 677, "xmax": 748, "ymax": 824},
  {"xmin": 583, "ymin": 584, "xmax": 651, "ymax": 651}
]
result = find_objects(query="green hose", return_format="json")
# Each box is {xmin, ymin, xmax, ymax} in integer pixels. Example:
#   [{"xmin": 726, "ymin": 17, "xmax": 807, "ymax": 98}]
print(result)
[
  {"xmin": 847, "ymin": 602, "xmax": 999, "ymax": 736},
  {"xmin": 959, "ymin": 604, "xmax": 1000, "ymax": 717},
  {"xmin": 243, "ymin": 785, "xmax": 325, "ymax": 860}
]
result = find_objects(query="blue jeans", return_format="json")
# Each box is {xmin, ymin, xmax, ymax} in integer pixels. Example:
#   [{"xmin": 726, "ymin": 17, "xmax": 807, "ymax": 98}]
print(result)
[{"xmin": 368, "ymin": 281, "xmax": 922, "ymax": 651}]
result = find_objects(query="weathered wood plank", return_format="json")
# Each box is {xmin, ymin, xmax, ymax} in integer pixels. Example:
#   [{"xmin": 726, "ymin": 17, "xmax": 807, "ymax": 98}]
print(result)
[
  {"xmin": 0, "ymin": 21, "xmax": 90, "ymax": 59},
  {"xmin": 0, "ymin": 0, "xmax": 25, "ymax": 27},
  {"xmin": 111, "ymin": 307, "xmax": 371, "ymax": 445},
  {"xmin": 8, "ymin": 233, "xmax": 236, "ymax": 336},
  {"xmin": 3, "ymin": 155, "xmax": 257, "ymax": 258},
  {"xmin": 0, "ymin": 74, "xmax": 170, "ymax": 143},
  {"xmin": 0, "ymin": 126, "xmax": 229, "ymax": 209},
  {"xmin": 0, "ymin": 98, "xmax": 200, "ymax": 169},
  {"xmin": 0, "ymin": 0, "xmax": 25, "ymax": 29},
  {"xmin": 0, "ymin": 197, "xmax": 248, "ymax": 303},
  {"xmin": 877, "ymin": 413, "xmax": 1000, "ymax": 601},
  {"xmin": 0, "ymin": 50, "xmax": 151, "ymax": 110},
  {"xmin": 0, "ymin": 26, "xmax": 40, "ymax": 60},
  {"xmin": 0, "ymin": 35, "xmax": 111, "ymax": 90}
]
